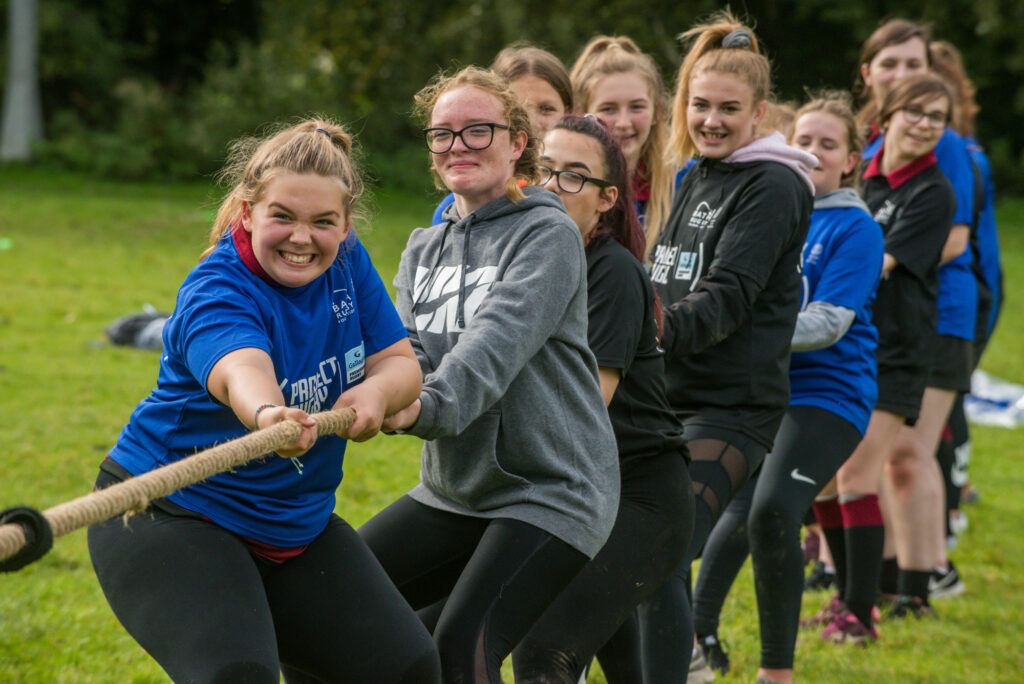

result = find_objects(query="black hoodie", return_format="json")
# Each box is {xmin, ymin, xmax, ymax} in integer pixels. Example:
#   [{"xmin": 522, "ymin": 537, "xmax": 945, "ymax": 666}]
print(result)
[{"xmin": 650, "ymin": 153, "xmax": 813, "ymax": 449}]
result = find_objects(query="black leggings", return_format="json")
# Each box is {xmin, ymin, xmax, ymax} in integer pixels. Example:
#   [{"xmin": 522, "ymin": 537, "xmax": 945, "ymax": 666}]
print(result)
[
  {"xmin": 692, "ymin": 406, "xmax": 861, "ymax": 668},
  {"xmin": 87, "ymin": 474, "xmax": 440, "ymax": 683},
  {"xmin": 358, "ymin": 496, "xmax": 588, "ymax": 684},
  {"xmin": 512, "ymin": 452, "xmax": 694, "ymax": 683},
  {"xmin": 627, "ymin": 424, "xmax": 766, "ymax": 682}
]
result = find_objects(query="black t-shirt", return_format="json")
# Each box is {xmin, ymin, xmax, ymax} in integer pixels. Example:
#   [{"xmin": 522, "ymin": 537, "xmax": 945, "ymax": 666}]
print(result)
[
  {"xmin": 650, "ymin": 158, "xmax": 812, "ymax": 449},
  {"xmin": 862, "ymin": 159, "xmax": 954, "ymax": 375},
  {"xmin": 586, "ymin": 238, "xmax": 688, "ymax": 464}
]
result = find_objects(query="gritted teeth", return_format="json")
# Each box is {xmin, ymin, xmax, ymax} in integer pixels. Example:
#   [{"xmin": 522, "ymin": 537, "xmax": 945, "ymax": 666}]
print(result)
[{"xmin": 281, "ymin": 252, "xmax": 314, "ymax": 264}]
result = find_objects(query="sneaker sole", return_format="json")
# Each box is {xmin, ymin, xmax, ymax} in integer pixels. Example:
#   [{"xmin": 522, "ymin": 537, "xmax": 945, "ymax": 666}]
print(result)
[{"xmin": 930, "ymin": 581, "xmax": 966, "ymax": 599}]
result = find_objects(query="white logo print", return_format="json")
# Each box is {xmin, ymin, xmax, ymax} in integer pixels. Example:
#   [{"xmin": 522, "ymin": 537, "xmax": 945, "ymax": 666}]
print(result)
[
  {"xmin": 287, "ymin": 356, "xmax": 340, "ymax": 414},
  {"xmin": 331, "ymin": 288, "xmax": 355, "ymax": 324},
  {"xmin": 790, "ymin": 468, "xmax": 817, "ymax": 485},
  {"xmin": 413, "ymin": 265, "xmax": 498, "ymax": 333},
  {"xmin": 873, "ymin": 200, "xmax": 897, "ymax": 225},
  {"xmin": 806, "ymin": 243, "xmax": 824, "ymax": 265},
  {"xmin": 651, "ymin": 244, "xmax": 679, "ymax": 285},
  {"xmin": 688, "ymin": 201, "xmax": 723, "ymax": 230}
]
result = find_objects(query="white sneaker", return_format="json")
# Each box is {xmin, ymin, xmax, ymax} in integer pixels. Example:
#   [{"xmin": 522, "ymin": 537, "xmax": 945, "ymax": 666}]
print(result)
[{"xmin": 688, "ymin": 646, "xmax": 715, "ymax": 683}]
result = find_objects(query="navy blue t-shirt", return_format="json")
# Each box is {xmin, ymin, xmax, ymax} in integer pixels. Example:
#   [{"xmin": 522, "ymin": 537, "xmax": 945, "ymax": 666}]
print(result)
[
  {"xmin": 789, "ymin": 205, "xmax": 883, "ymax": 435},
  {"xmin": 865, "ymin": 129, "xmax": 976, "ymax": 340},
  {"xmin": 109, "ymin": 230, "xmax": 407, "ymax": 546}
]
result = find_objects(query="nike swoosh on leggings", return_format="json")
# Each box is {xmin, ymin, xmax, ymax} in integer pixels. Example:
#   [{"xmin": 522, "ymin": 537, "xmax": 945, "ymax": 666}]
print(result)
[{"xmin": 790, "ymin": 468, "xmax": 816, "ymax": 485}]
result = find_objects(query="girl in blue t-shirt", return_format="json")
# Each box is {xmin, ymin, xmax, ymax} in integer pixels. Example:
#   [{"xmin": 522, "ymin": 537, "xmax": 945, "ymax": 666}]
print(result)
[{"xmin": 87, "ymin": 119, "xmax": 440, "ymax": 683}]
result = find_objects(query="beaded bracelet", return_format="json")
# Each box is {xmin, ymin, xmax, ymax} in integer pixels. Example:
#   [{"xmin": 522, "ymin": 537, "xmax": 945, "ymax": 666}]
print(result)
[{"xmin": 253, "ymin": 403, "xmax": 279, "ymax": 430}]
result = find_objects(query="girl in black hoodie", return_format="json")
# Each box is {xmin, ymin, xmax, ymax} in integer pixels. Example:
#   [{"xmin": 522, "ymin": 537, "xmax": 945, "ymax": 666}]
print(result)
[{"xmin": 636, "ymin": 12, "xmax": 815, "ymax": 681}]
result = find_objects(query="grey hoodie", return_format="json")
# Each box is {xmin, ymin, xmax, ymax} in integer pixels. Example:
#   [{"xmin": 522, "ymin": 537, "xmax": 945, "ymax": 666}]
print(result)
[{"xmin": 395, "ymin": 187, "xmax": 620, "ymax": 558}]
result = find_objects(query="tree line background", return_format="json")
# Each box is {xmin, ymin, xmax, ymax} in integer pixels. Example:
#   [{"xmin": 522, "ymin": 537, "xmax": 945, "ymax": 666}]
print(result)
[{"xmin": 3, "ymin": 0, "xmax": 1024, "ymax": 193}]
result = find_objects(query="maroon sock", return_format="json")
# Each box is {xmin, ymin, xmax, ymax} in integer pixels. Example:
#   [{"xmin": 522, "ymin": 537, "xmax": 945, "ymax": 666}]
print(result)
[{"xmin": 841, "ymin": 495, "xmax": 883, "ymax": 628}]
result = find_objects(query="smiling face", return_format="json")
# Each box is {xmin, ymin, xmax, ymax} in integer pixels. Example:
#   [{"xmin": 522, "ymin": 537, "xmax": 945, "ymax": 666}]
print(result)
[
  {"xmin": 541, "ymin": 128, "xmax": 617, "ymax": 241},
  {"xmin": 792, "ymin": 111, "xmax": 859, "ymax": 197},
  {"xmin": 862, "ymin": 37, "xmax": 929, "ymax": 106},
  {"xmin": 687, "ymin": 70, "xmax": 767, "ymax": 159},
  {"xmin": 241, "ymin": 172, "xmax": 350, "ymax": 288},
  {"xmin": 883, "ymin": 93, "xmax": 949, "ymax": 169},
  {"xmin": 588, "ymin": 71, "xmax": 654, "ymax": 173},
  {"xmin": 430, "ymin": 85, "xmax": 527, "ymax": 214},
  {"xmin": 511, "ymin": 74, "xmax": 566, "ymax": 137}
]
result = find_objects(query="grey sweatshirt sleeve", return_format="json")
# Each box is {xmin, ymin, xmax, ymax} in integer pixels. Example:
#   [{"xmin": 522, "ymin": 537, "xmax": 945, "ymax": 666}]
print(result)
[
  {"xmin": 392, "ymin": 242, "xmax": 427, "ymax": 364},
  {"xmin": 412, "ymin": 221, "xmax": 586, "ymax": 440},
  {"xmin": 791, "ymin": 300, "xmax": 855, "ymax": 352}
]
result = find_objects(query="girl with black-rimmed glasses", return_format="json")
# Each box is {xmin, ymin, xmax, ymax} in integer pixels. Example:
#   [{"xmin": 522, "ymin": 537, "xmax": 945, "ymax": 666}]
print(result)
[
  {"xmin": 358, "ymin": 67, "xmax": 619, "ymax": 684},
  {"xmin": 510, "ymin": 115, "xmax": 694, "ymax": 683}
]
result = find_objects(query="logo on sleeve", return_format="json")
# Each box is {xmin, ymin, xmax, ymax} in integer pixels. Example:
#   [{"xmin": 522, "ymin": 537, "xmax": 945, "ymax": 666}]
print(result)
[
  {"xmin": 688, "ymin": 201, "xmax": 723, "ymax": 231},
  {"xmin": 345, "ymin": 343, "xmax": 365, "ymax": 383}
]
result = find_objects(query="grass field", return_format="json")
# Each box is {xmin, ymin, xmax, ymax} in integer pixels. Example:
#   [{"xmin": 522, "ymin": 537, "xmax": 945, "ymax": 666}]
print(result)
[{"xmin": 0, "ymin": 167, "xmax": 1021, "ymax": 682}]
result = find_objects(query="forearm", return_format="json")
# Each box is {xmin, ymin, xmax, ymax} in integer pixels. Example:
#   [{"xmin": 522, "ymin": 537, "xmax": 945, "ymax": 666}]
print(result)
[
  {"xmin": 363, "ymin": 355, "xmax": 422, "ymax": 416},
  {"xmin": 662, "ymin": 267, "xmax": 759, "ymax": 358},
  {"xmin": 791, "ymin": 301, "xmax": 856, "ymax": 352},
  {"xmin": 940, "ymin": 225, "xmax": 969, "ymax": 265},
  {"xmin": 207, "ymin": 351, "xmax": 287, "ymax": 430}
]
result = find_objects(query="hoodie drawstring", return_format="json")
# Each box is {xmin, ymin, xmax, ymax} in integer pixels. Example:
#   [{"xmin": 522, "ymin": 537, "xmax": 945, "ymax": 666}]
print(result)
[{"xmin": 456, "ymin": 214, "xmax": 474, "ymax": 329}]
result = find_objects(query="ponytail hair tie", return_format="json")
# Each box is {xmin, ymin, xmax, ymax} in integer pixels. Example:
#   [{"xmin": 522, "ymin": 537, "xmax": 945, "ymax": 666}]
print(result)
[
  {"xmin": 722, "ymin": 29, "xmax": 752, "ymax": 50},
  {"xmin": 315, "ymin": 127, "xmax": 332, "ymax": 139}
]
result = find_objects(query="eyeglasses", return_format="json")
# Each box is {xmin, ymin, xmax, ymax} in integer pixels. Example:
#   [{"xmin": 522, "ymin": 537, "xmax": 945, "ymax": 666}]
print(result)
[
  {"xmin": 422, "ymin": 123, "xmax": 510, "ymax": 154},
  {"xmin": 901, "ymin": 106, "xmax": 948, "ymax": 128},
  {"xmin": 539, "ymin": 166, "xmax": 612, "ymax": 194}
]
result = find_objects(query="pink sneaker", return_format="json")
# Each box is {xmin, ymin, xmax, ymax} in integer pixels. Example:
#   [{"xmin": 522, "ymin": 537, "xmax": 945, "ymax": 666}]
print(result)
[
  {"xmin": 802, "ymin": 594, "xmax": 843, "ymax": 628},
  {"xmin": 821, "ymin": 609, "xmax": 878, "ymax": 645}
]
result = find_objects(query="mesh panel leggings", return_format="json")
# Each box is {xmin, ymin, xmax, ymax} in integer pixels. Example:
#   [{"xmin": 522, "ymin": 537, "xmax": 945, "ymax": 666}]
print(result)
[
  {"xmin": 634, "ymin": 424, "xmax": 767, "ymax": 682},
  {"xmin": 692, "ymin": 407, "xmax": 861, "ymax": 668},
  {"xmin": 512, "ymin": 452, "xmax": 694, "ymax": 684},
  {"xmin": 87, "ymin": 474, "xmax": 440, "ymax": 683},
  {"xmin": 358, "ymin": 496, "xmax": 588, "ymax": 684}
]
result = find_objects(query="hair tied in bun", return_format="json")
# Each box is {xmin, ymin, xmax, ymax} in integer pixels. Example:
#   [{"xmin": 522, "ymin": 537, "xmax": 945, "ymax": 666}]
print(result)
[{"xmin": 722, "ymin": 29, "xmax": 752, "ymax": 49}]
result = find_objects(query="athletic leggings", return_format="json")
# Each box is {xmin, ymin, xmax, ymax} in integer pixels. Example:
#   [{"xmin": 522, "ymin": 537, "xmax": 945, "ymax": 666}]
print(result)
[
  {"xmin": 87, "ymin": 472, "xmax": 440, "ymax": 684},
  {"xmin": 625, "ymin": 424, "xmax": 766, "ymax": 682},
  {"xmin": 358, "ymin": 496, "xmax": 588, "ymax": 684},
  {"xmin": 512, "ymin": 451, "xmax": 694, "ymax": 683},
  {"xmin": 692, "ymin": 406, "xmax": 861, "ymax": 668}
]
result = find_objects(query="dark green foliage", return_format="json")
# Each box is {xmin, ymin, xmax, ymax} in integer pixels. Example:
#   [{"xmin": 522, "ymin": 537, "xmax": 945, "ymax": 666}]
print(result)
[{"xmin": 5, "ymin": 0, "xmax": 1024, "ymax": 191}]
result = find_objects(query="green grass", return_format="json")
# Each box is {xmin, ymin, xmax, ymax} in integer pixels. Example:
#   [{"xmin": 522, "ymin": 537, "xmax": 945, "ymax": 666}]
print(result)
[{"xmin": 0, "ymin": 167, "xmax": 1022, "ymax": 682}]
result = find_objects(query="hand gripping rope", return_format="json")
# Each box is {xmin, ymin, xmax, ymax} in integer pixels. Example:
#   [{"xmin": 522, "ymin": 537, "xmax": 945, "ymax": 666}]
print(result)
[{"xmin": 0, "ymin": 408, "xmax": 356, "ymax": 573}]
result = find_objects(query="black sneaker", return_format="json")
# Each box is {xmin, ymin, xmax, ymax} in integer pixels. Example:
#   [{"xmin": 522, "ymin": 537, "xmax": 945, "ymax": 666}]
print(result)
[
  {"xmin": 889, "ymin": 595, "xmax": 936, "ymax": 619},
  {"xmin": 929, "ymin": 561, "xmax": 966, "ymax": 599},
  {"xmin": 804, "ymin": 561, "xmax": 836, "ymax": 592},
  {"xmin": 697, "ymin": 634, "xmax": 730, "ymax": 676}
]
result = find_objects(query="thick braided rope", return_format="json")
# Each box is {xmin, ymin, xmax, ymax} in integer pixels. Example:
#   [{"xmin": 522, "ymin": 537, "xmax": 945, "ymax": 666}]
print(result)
[{"xmin": 0, "ymin": 408, "xmax": 355, "ymax": 563}]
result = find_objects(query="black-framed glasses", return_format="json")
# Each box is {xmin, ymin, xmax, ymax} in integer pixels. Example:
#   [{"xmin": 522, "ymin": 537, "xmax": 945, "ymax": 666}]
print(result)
[
  {"xmin": 539, "ymin": 166, "xmax": 612, "ymax": 194},
  {"xmin": 901, "ymin": 106, "xmax": 948, "ymax": 128},
  {"xmin": 422, "ymin": 123, "xmax": 510, "ymax": 154}
]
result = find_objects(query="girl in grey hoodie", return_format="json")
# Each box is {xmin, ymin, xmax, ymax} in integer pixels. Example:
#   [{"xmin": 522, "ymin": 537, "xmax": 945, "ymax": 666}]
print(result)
[{"xmin": 359, "ymin": 67, "xmax": 619, "ymax": 684}]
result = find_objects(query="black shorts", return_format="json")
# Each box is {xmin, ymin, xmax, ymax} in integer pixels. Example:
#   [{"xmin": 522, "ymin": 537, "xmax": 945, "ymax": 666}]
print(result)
[
  {"xmin": 926, "ymin": 334, "xmax": 974, "ymax": 393},
  {"xmin": 876, "ymin": 366, "xmax": 926, "ymax": 426}
]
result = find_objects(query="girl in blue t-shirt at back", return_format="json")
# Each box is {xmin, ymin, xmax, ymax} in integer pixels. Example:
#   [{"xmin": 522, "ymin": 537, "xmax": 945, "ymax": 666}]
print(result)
[{"xmin": 88, "ymin": 118, "xmax": 440, "ymax": 683}]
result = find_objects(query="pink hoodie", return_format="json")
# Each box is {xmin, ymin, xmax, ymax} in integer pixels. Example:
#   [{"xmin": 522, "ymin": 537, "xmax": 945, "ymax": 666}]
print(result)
[{"xmin": 725, "ymin": 132, "xmax": 818, "ymax": 196}]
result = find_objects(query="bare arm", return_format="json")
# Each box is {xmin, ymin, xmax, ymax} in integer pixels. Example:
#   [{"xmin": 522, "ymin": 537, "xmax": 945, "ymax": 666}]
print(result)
[
  {"xmin": 207, "ymin": 348, "xmax": 317, "ymax": 458},
  {"xmin": 598, "ymin": 368, "xmax": 621, "ymax": 406},
  {"xmin": 940, "ymin": 224, "xmax": 970, "ymax": 265}
]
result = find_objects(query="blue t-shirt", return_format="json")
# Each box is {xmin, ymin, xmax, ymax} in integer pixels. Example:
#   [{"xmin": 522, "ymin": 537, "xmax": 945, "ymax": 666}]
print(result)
[
  {"xmin": 789, "ymin": 205, "xmax": 883, "ymax": 435},
  {"xmin": 864, "ymin": 129, "xmax": 976, "ymax": 340},
  {"xmin": 109, "ymin": 231, "xmax": 407, "ymax": 546},
  {"xmin": 967, "ymin": 138, "xmax": 1003, "ymax": 335}
]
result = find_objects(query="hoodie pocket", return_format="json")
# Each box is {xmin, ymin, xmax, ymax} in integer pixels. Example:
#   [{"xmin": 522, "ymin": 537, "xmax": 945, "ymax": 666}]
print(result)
[{"xmin": 422, "ymin": 408, "xmax": 530, "ymax": 509}]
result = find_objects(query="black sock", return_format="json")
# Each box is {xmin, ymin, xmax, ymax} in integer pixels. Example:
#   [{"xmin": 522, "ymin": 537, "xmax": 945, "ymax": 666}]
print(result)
[
  {"xmin": 841, "ymin": 496, "xmax": 884, "ymax": 629},
  {"xmin": 898, "ymin": 568, "xmax": 932, "ymax": 603},
  {"xmin": 880, "ymin": 556, "xmax": 900, "ymax": 595}
]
